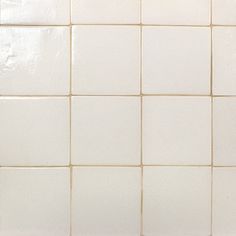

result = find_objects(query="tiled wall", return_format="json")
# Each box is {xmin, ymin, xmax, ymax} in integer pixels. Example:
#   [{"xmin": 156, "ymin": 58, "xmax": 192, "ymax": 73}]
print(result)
[{"xmin": 0, "ymin": 1, "xmax": 236, "ymax": 236}]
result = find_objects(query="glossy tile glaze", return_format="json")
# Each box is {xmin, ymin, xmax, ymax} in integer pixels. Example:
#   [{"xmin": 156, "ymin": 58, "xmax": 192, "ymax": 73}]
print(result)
[
  {"xmin": 0, "ymin": 27, "xmax": 70, "ymax": 95},
  {"xmin": 0, "ymin": 98, "xmax": 70, "ymax": 166},
  {"xmin": 0, "ymin": 168, "xmax": 70, "ymax": 236},
  {"xmin": 0, "ymin": 0, "xmax": 70, "ymax": 25}
]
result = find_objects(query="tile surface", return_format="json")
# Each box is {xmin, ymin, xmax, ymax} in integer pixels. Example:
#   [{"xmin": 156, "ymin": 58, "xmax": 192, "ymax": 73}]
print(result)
[
  {"xmin": 142, "ymin": 0, "xmax": 210, "ymax": 25},
  {"xmin": 0, "ymin": 0, "xmax": 70, "ymax": 25},
  {"xmin": 0, "ymin": 98, "xmax": 70, "ymax": 166},
  {"xmin": 213, "ymin": 27, "xmax": 236, "ymax": 95},
  {"xmin": 72, "ymin": 26, "xmax": 140, "ymax": 95},
  {"xmin": 71, "ymin": 96, "xmax": 141, "ymax": 165},
  {"xmin": 143, "ymin": 167, "xmax": 211, "ymax": 236},
  {"xmin": 0, "ymin": 168, "xmax": 70, "ymax": 236},
  {"xmin": 71, "ymin": 0, "xmax": 140, "ymax": 24},
  {"xmin": 143, "ymin": 96, "xmax": 211, "ymax": 165},
  {"xmin": 72, "ymin": 167, "xmax": 141, "ymax": 236},
  {"xmin": 213, "ymin": 168, "xmax": 236, "ymax": 236},
  {"xmin": 0, "ymin": 27, "xmax": 70, "ymax": 95},
  {"xmin": 213, "ymin": 98, "xmax": 236, "ymax": 166},
  {"xmin": 143, "ymin": 27, "xmax": 211, "ymax": 95}
]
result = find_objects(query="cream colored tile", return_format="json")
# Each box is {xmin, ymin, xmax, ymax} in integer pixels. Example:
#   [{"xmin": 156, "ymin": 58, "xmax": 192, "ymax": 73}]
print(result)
[
  {"xmin": 213, "ymin": 27, "xmax": 236, "ymax": 95},
  {"xmin": 142, "ymin": 0, "xmax": 210, "ymax": 25},
  {"xmin": 1, "ymin": 0, "xmax": 70, "ymax": 25},
  {"xmin": 143, "ymin": 96, "xmax": 211, "ymax": 165},
  {"xmin": 213, "ymin": 98, "xmax": 236, "ymax": 166},
  {"xmin": 0, "ymin": 168, "xmax": 70, "ymax": 236},
  {"xmin": 213, "ymin": 168, "xmax": 236, "ymax": 236},
  {"xmin": 0, "ymin": 98, "xmax": 70, "ymax": 166},
  {"xmin": 143, "ymin": 167, "xmax": 211, "ymax": 236},
  {"xmin": 0, "ymin": 27, "xmax": 70, "ymax": 95},
  {"xmin": 71, "ymin": 0, "xmax": 140, "ymax": 24},
  {"xmin": 71, "ymin": 96, "xmax": 141, "ymax": 165},
  {"xmin": 143, "ymin": 27, "xmax": 211, "ymax": 95},
  {"xmin": 213, "ymin": 0, "xmax": 236, "ymax": 25},
  {"xmin": 72, "ymin": 26, "xmax": 140, "ymax": 95},
  {"xmin": 72, "ymin": 167, "xmax": 141, "ymax": 236}
]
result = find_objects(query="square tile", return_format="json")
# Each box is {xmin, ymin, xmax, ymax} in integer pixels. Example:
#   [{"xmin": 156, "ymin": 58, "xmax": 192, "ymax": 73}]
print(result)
[
  {"xmin": 71, "ymin": 0, "xmax": 140, "ymax": 24},
  {"xmin": 71, "ymin": 96, "xmax": 141, "ymax": 165},
  {"xmin": 213, "ymin": 168, "xmax": 236, "ymax": 236},
  {"xmin": 72, "ymin": 167, "xmax": 141, "ymax": 236},
  {"xmin": 143, "ymin": 167, "xmax": 211, "ymax": 236},
  {"xmin": 213, "ymin": 98, "xmax": 236, "ymax": 166},
  {"xmin": 143, "ymin": 96, "xmax": 211, "ymax": 165},
  {"xmin": 142, "ymin": 0, "xmax": 210, "ymax": 25},
  {"xmin": 72, "ymin": 26, "xmax": 140, "ymax": 95},
  {"xmin": 0, "ymin": 27, "xmax": 70, "ymax": 95},
  {"xmin": 213, "ymin": 27, "xmax": 236, "ymax": 95},
  {"xmin": 0, "ymin": 98, "xmax": 70, "ymax": 166},
  {"xmin": 0, "ymin": 168, "xmax": 70, "ymax": 236},
  {"xmin": 1, "ymin": 0, "xmax": 70, "ymax": 25},
  {"xmin": 213, "ymin": 0, "xmax": 236, "ymax": 25},
  {"xmin": 143, "ymin": 27, "xmax": 211, "ymax": 95}
]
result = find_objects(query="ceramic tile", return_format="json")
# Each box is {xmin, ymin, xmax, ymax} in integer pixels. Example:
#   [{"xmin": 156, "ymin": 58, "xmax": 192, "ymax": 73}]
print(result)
[
  {"xmin": 213, "ymin": 27, "xmax": 236, "ymax": 95},
  {"xmin": 0, "ymin": 0, "xmax": 70, "ymax": 25},
  {"xmin": 72, "ymin": 167, "xmax": 141, "ymax": 236},
  {"xmin": 0, "ymin": 27, "xmax": 70, "ymax": 95},
  {"xmin": 0, "ymin": 98, "xmax": 70, "ymax": 166},
  {"xmin": 142, "ymin": 0, "xmax": 210, "ymax": 25},
  {"xmin": 143, "ymin": 27, "xmax": 211, "ymax": 95},
  {"xmin": 72, "ymin": 26, "xmax": 140, "ymax": 95},
  {"xmin": 71, "ymin": 96, "xmax": 141, "ymax": 165},
  {"xmin": 213, "ymin": 98, "xmax": 236, "ymax": 166},
  {"xmin": 213, "ymin": 168, "xmax": 236, "ymax": 236},
  {"xmin": 0, "ymin": 168, "xmax": 70, "ymax": 236},
  {"xmin": 71, "ymin": 0, "xmax": 140, "ymax": 24},
  {"xmin": 213, "ymin": 0, "xmax": 236, "ymax": 25},
  {"xmin": 143, "ymin": 167, "xmax": 211, "ymax": 236},
  {"xmin": 143, "ymin": 96, "xmax": 211, "ymax": 165}
]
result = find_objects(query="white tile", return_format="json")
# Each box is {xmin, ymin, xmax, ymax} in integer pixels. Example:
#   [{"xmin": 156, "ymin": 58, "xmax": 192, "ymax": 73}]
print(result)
[
  {"xmin": 213, "ymin": 98, "xmax": 236, "ymax": 166},
  {"xmin": 0, "ymin": 27, "xmax": 70, "ymax": 95},
  {"xmin": 0, "ymin": 168, "xmax": 70, "ymax": 236},
  {"xmin": 71, "ymin": 0, "xmax": 140, "ymax": 24},
  {"xmin": 72, "ymin": 167, "xmax": 141, "ymax": 236},
  {"xmin": 72, "ymin": 26, "xmax": 140, "ymax": 95},
  {"xmin": 143, "ymin": 27, "xmax": 211, "ymax": 95},
  {"xmin": 213, "ymin": 27, "xmax": 236, "ymax": 95},
  {"xmin": 143, "ymin": 167, "xmax": 211, "ymax": 236},
  {"xmin": 0, "ymin": 98, "xmax": 70, "ymax": 166},
  {"xmin": 213, "ymin": 0, "xmax": 236, "ymax": 25},
  {"xmin": 71, "ymin": 96, "xmax": 141, "ymax": 165},
  {"xmin": 1, "ymin": 0, "xmax": 70, "ymax": 25},
  {"xmin": 213, "ymin": 168, "xmax": 236, "ymax": 236},
  {"xmin": 142, "ymin": 0, "xmax": 210, "ymax": 25},
  {"xmin": 143, "ymin": 96, "xmax": 211, "ymax": 165}
]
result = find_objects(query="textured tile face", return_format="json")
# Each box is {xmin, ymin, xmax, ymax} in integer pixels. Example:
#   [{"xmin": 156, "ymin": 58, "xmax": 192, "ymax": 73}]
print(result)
[
  {"xmin": 0, "ymin": 27, "xmax": 70, "ymax": 95},
  {"xmin": 0, "ymin": 168, "xmax": 70, "ymax": 236},
  {"xmin": 213, "ymin": 98, "xmax": 236, "ymax": 166},
  {"xmin": 143, "ymin": 96, "xmax": 211, "ymax": 165},
  {"xmin": 213, "ymin": 168, "xmax": 236, "ymax": 236},
  {"xmin": 142, "ymin": 0, "xmax": 210, "ymax": 25},
  {"xmin": 71, "ymin": 0, "xmax": 140, "ymax": 24},
  {"xmin": 143, "ymin": 167, "xmax": 211, "ymax": 236},
  {"xmin": 72, "ymin": 167, "xmax": 141, "ymax": 236},
  {"xmin": 72, "ymin": 26, "xmax": 140, "ymax": 95},
  {"xmin": 143, "ymin": 27, "xmax": 211, "ymax": 95},
  {"xmin": 213, "ymin": 0, "xmax": 236, "ymax": 25},
  {"xmin": 71, "ymin": 96, "xmax": 141, "ymax": 165},
  {"xmin": 213, "ymin": 27, "xmax": 236, "ymax": 95},
  {"xmin": 0, "ymin": 98, "xmax": 70, "ymax": 166},
  {"xmin": 1, "ymin": 0, "xmax": 70, "ymax": 25}
]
